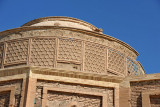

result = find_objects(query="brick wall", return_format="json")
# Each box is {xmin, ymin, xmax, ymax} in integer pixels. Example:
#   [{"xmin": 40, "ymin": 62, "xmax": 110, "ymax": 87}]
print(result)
[
  {"xmin": 0, "ymin": 91, "xmax": 10, "ymax": 106},
  {"xmin": 150, "ymin": 95, "xmax": 160, "ymax": 107},
  {"xmin": 35, "ymin": 80, "xmax": 114, "ymax": 107},
  {"xmin": 0, "ymin": 80, "xmax": 23, "ymax": 107},
  {"xmin": 130, "ymin": 80, "xmax": 160, "ymax": 107}
]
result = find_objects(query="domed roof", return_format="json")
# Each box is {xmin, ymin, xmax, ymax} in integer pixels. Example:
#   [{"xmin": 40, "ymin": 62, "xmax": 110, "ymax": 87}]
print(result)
[
  {"xmin": 22, "ymin": 16, "xmax": 102, "ymax": 33},
  {"xmin": 0, "ymin": 16, "xmax": 145, "ymax": 77}
]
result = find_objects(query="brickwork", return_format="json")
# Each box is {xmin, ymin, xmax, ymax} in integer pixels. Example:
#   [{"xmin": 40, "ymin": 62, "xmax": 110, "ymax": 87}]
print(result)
[
  {"xmin": 0, "ymin": 29, "xmax": 145, "ymax": 76},
  {"xmin": 0, "ymin": 29, "xmax": 138, "ymax": 60},
  {"xmin": 30, "ymin": 38, "xmax": 56, "ymax": 67},
  {"xmin": 150, "ymin": 95, "xmax": 160, "ymax": 107},
  {"xmin": 84, "ymin": 42, "xmax": 106, "ymax": 74},
  {"xmin": 47, "ymin": 91, "xmax": 102, "ymax": 107},
  {"xmin": 108, "ymin": 48, "xmax": 125, "ymax": 75},
  {"xmin": 130, "ymin": 80, "xmax": 160, "ymax": 107},
  {"xmin": 127, "ymin": 58, "xmax": 143, "ymax": 76},
  {"xmin": 108, "ymin": 89, "xmax": 114, "ymax": 107},
  {"xmin": 0, "ymin": 44, "xmax": 4, "ymax": 67},
  {"xmin": 35, "ymin": 86, "xmax": 42, "ymax": 107},
  {"xmin": 0, "ymin": 91, "xmax": 10, "ymax": 107},
  {"xmin": 0, "ymin": 16, "xmax": 151, "ymax": 107},
  {"xmin": 0, "ymin": 28, "xmax": 145, "ymax": 76},
  {"xmin": 35, "ymin": 80, "xmax": 114, "ymax": 107},
  {"xmin": 5, "ymin": 40, "xmax": 28, "ymax": 65},
  {"xmin": 58, "ymin": 38, "xmax": 82, "ymax": 62},
  {"xmin": 0, "ymin": 80, "xmax": 22, "ymax": 107}
]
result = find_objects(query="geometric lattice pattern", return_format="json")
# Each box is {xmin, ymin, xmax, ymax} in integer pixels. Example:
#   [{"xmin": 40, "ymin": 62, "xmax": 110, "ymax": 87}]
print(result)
[
  {"xmin": 84, "ymin": 42, "xmax": 106, "ymax": 73},
  {"xmin": 108, "ymin": 48, "xmax": 125, "ymax": 75},
  {"xmin": 30, "ymin": 38, "xmax": 56, "ymax": 67},
  {"xmin": 5, "ymin": 40, "xmax": 28, "ymax": 64},
  {"xmin": 0, "ymin": 34, "xmax": 144, "ymax": 76},
  {"xmin": 47, "ymin": 91, "xmax": 102, "ymax": 107},
  {"xmin": 0, "ymin": 44, "xmax": 4, "ymax": 67},
  {"xmin": 127, "ymin": 58, "xmax": 142, "ymax": 76},
  {"xmin": 58, "ymin": 38, "xmax": 82, "ymax": 62}
]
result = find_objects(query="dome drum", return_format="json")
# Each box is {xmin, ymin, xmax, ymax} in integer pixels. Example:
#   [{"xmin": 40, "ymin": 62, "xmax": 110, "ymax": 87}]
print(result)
[{"xmin": 0, "ymin": 28, "xmax": 145, "ymax": 77}]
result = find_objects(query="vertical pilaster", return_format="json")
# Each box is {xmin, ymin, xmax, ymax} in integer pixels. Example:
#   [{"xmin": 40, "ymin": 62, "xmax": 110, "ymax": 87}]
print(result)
[
  {"xmin": 19, "ymin": 78, "xmax": 27, "ymax": 107},
  {"xmin": 42, "ymin": 87, "xmax": 47, "ymax": 107},
  {"xmin": 25, "ymin": 77, "xmax": 37, "ymax": 107},
  {"xmin": 115, "ymin": 87, "xmax": 120, "ymax": 107},
  {"xmin": 119, "ymin": 87, "xmax": 131, "ymax": 107}
]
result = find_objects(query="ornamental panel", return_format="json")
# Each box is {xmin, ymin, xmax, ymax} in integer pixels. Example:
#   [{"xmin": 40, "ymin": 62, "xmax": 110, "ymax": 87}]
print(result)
[
  {"xmin": 36, "ymin": 80, "xmax": 114, "ymax": 107},
  {"xmin": 30, "ymin": 38, "xmax": 56, "ymax": 67},
  {"xmin": 47, "ymin": 91, "xmax": 102, "ymax": 107},
  {"xmin": 84, "ymin": 42, "xmax": 106, "ymax": 73},
  {"xmin": 127, "ymin": 58, "xmax": 142, "ymax": 76},
  {"xmin": 108, "ymin": 48, "xmax": 125, "ymax": 75},
  {"xmin": 5, "ymin": 40, "xmax": 28, "ymax": 64},
  {"xmin": 58, "ymin": 38, "xmax": 82, "ymax": 62}
]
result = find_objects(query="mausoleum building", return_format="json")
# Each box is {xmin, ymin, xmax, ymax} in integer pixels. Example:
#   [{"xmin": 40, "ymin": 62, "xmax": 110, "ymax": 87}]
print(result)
[{"xmin": 0, "ymin": 16, "xmax": 159, "ymax": 107}]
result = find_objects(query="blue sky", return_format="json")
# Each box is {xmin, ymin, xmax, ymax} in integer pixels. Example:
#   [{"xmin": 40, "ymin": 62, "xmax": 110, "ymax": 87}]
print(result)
[{"xmin": 0, "ymin": 0, "xmax": 160, "ymax": 74}]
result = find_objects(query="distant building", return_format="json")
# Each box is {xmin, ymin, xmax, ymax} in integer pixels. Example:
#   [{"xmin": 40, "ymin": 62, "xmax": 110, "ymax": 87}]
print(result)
[{"xmin": 0, "ymin": 16, "xmax": 159, "ymax": 107}]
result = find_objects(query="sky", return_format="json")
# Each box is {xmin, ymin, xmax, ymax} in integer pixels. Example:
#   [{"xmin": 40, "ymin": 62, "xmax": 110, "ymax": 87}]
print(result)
[{"xmin": 0, "ymin": 0, "xmax": 160, "ymax": 74}]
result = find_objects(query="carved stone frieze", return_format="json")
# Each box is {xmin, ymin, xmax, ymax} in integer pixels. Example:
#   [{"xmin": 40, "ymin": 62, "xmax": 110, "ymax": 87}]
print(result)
[
  {"xmin": 47, "ymin": 91, "xmax": 102, "ymax": 107},
  {"xmin": 36, "ymin": 80, "xmax": 114, "ymax": 107}
]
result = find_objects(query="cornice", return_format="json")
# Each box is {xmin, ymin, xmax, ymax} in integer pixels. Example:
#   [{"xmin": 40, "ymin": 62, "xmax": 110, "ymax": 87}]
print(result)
[
  {"xmin": 0, "ymin": 66, "xmax": 30, "ymax": 77},
  {"xmin": 128, "ymin": 73, "xmax": 160, "ymax": 82},
  {"xmin": 0, "ymin": 66, "xmax": 124, "ymax": 83},
  {"xmin": 30, "ymin": 66, "xmax": 124, "ymax": 83}
]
